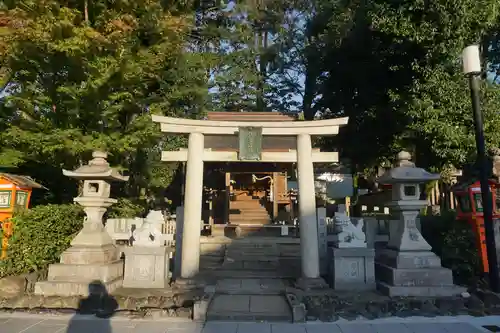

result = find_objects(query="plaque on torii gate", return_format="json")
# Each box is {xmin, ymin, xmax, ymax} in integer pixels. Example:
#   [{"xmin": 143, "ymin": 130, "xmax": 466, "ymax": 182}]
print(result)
[{"xmin": 238, "ymin": 126, "xmax": 263, "ymax": 161}]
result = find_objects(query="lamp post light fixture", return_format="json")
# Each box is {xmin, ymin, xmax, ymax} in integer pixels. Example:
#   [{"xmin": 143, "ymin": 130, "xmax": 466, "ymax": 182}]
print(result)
[{"xmin": 462, "ymin": 45, "xmax": 500, "ymax": 292}]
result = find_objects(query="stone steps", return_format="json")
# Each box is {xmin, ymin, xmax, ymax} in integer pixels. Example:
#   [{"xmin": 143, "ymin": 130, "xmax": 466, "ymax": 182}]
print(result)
[
  {"xmin": 206, "ymin": 293, "xmax": 293, "ymax": 322},
  {"xmin": 229, "ymin": 217, "xmax": 271, "ymax": 224},
  {"xmin": 229, "ymin": 193, "xmax": 272, "ymax": 226},
  {"xmin": 201, "ymin": 269, "xmax": 297, "ymax": 279},
  {"xmin": 230, "ymin": 201, "xmax": 265, "ymax": 208}
]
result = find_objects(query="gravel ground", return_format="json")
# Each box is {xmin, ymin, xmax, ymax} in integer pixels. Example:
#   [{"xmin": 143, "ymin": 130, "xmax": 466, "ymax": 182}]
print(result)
[{"xmin": 302, "ymin": 289, "xmax": 500, "ymax": 321}]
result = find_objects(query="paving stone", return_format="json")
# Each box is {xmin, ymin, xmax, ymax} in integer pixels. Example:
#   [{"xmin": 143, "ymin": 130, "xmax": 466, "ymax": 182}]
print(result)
[
  {"xmin": 271, "ymin": 323, "xmax": 306, "ymax": 333},
  {"xmin": 437, "ymin": 322, "xmax": 486, "ymax": 333},
  {"xmin": 210, "ymin": 295, "xmax": 250, "ymax": 312},
  {"xmin": 303, "ymin": 323, "xmax": 343, "ymax": 333},
  {"xmin": 217, "ymin": 280, "xmax": 242, "ymax": 290},
  {"xmin": 23, "ymin": 320, "xmax": 83, "ymax": 333},
  {"xmin": 372, "ymin": 323, "xmax": 413, "ymax": 333},
  {"xmin": 237, "ymin": 323, "xmax": 271, "ymax": 333},
  {"xmin": 1, "ymin": 318, "xmax": 45, "ymax": 333},
  {"xmin": 404, "ymin": 323, "xmax": 452, "ymax": 333},
  {"xmin": 203, "ymin": 322, "xmax": 238, "ymax": 333},
  {"xmin": 337, "ymin": 323, "xmax": 377, "ymax": 333},
  {"xmin": 249, "ymin": 296, "xmax": 289, "ymax": 313},
  {"xmin": 240, "ymin": 279, "xmax": 262, "ymax": 291}
]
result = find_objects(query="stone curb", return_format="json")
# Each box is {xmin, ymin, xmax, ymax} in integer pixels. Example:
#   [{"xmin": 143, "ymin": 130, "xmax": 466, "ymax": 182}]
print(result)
[{"xmin": 0, "ymin": 294, "xmax": 195, "ymax": 319}]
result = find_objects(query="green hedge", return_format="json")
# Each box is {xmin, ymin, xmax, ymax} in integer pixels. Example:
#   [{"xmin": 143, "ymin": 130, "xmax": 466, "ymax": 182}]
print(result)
[
  {"xmin": 0, "ymin": 204, "xmax": 84, "ymax": 278},
  {"xmin": 420, "ymin": 210, "xmax": 482, "ymax": 286}
]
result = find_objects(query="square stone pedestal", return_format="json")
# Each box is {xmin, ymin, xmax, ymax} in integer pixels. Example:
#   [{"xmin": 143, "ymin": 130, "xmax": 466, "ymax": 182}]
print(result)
[
  {"xmin": 123, "ymin": 246, "xmax": 172, "ymax": 288},
  {"xmin": 375, "ymin": 248, "xmax": 466, "ymax": 297},
  {"xmin": 328, "ymin": 247, "xmax": 375, "ymax": 290},
  {"xmin": 35, "ymin": 244, "xmax": 124, "ymax": 296}
]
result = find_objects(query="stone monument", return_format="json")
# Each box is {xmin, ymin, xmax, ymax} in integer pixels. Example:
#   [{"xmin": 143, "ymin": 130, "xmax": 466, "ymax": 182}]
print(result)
[
  {"xmin": 328, "ymin": 211, "xmax": 375, "ymax": 290},
  {"xmin": 123, "ymin": 210, "xmax": 172, "ymax": 288},
  {"xmin": 35, "ymin": 151, "xmax": 128, "ymax": 296},
  {"xmin": 375, "ymin": 151, "xmax": 466, "ymax": 296},
  {"xmin": 316, "ymin": 207, "xmax": 328, "ymax": 275}
]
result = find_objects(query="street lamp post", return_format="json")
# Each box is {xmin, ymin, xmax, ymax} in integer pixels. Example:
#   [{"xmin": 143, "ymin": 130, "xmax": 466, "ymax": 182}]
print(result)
[{"xmin": 462, "ymin": 45, "xmax": 500, "ymax": 292}]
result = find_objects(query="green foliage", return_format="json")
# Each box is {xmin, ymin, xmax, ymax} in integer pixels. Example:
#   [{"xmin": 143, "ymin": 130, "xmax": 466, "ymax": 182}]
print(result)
[
  {"xmin": 0, "ymin": 0, "xmax": 209, "ymax": 201},
  {"xmin": 107, "ymin": 198, "xmax": 146, "ymax": 218},
  {"xmin": 0, "ymin": 204, "xmax": 84, "ymax": 278},
  {"xmin": 421, "ymin": 211, "xmax": 482, "ymax": 286},
  {"xmin": 310, "ymin": 0, "xmax": 500, "ymax": 170}
]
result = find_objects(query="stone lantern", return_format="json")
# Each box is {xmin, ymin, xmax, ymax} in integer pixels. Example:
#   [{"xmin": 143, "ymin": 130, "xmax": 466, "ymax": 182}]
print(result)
[
  {"xmin": 35, "ymin": 151, "xmax": 129, "ymax": 296},
  {"xmin": 63, "ymin": 151, "xmax": 129, "ymax": 247},
  {"xmin": 375, "ymin": 151, "xmax": 466, "ymax": 296}
]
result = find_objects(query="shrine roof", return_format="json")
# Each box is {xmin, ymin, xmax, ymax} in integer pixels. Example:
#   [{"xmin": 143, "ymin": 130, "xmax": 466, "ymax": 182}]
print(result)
[
  {"xmin": 0, "ymin": 173, "xmax": 46, "ymax": 189},
  {"xmin": 206, "ymin": 112, "xmax": 296, "ymax": 122}
]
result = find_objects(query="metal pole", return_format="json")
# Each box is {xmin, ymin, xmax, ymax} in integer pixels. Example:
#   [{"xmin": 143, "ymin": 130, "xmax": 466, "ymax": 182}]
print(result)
[{"xmin": 469, "ymin": 74, "xmax": 500, "ymax": 292}]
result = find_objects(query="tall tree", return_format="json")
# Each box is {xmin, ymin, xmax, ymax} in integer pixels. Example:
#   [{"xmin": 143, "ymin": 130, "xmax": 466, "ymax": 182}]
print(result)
[
  {"xmin": 0, "ymin": 0, "xmax": 209, "ymax": 203},
  {"xmin": 312, "ymin": 0, "xmax": 500, "ymax": 171}
]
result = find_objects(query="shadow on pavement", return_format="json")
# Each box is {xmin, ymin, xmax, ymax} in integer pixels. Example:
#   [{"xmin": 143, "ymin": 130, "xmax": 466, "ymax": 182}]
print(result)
[{"xmin": 66, "ymin": 280, "xmax": 118, "ymax": 333}]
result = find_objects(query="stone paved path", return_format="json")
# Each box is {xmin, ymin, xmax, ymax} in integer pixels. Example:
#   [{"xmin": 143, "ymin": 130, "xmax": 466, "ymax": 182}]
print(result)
[{"xmin": 1, "ymin": 313, "xmax": 499, "ymax": 333}]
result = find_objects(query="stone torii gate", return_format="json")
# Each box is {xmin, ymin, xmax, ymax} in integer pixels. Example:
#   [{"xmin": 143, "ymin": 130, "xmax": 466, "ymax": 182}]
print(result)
[{"xmin": 152, "ymin": 114, "xmax": 349, "ymax": 287}]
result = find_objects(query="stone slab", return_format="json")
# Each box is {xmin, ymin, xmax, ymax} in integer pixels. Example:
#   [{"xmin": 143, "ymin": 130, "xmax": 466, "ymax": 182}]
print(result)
[
  {"xmin": 376, "ymin": 248, "xmax": 442, "ymax": 269},
  {"xmin": 210, "ymin": 295, "xmax": 250, "ymax": 312},
  {"xmin": 59, "ymin": 245, "xmax": 120, "ymax": 265},
  {"xmin": 34, "ymin": 277, "xmax": 123, "ymax": 296},
  {"xmin": 375, "ymin": 262, "xmax": 455, "ymax": 287},
  {"xmin": 214, "ymin": 278, "xmax": 287, "ymax": 295},
  {"xmin": 250, "ymin": 295, "xmax": 290, "ymax": 313},
  {"xmin": 207, "ymin": 294, "xmax": 292, "ymax": 322},
  {"xmin": 329, "ymin": 248, "xmax": 375, "ymax": 291},
  {"xmin": 376, "ymin": 281, "xmax": 466, "ymax": 297},
  {"xmin": 47, "ymin": 260, "xmax": 123, "ymax": 282}
]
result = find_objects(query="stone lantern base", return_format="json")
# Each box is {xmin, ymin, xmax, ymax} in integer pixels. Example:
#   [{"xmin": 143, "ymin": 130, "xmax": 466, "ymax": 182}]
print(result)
[
  {"xmin": 375, "ymin": 248, "xmax": 466, "ymax": 297},
  {"xmin": 35, "ymin": 244, "xmax": 124, "ymax": 296}
]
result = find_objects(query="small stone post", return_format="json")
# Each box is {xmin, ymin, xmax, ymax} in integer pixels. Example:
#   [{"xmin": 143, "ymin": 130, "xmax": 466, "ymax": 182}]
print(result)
[
  {"xmin": 316, "ymin": 207, "xmax": 328, "ymax": 275},
  {"xmin": 35, "ymin": 151, "xmax": 128, "ymax": 296},
  {"xmin": 375, "ymin": 151, "xmax": 466, "ymax": 297},
  {"xmin": 123, "ymin": 210, "xmax": 172, "ymax": 288},
  {"xmin": 328, "ymin": 210, "xmax": 375, "ymax": 290}
]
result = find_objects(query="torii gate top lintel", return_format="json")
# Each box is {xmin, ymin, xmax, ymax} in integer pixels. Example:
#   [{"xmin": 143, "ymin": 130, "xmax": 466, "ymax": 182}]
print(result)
[{"xmin": 151, "ymin": 115, "xmax": 349, "ymax": 136}]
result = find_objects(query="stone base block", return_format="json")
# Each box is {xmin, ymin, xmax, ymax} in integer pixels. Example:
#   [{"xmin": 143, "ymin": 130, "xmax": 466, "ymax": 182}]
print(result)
[
  {"xmin": 375, "ymin": 249, "xmax": 466, "ymax": 297},
  {"xmin": 123, "ymin": 246, "xmax": 172, "ymax": 289},
  {"xmin": 329, "ymin": 247, "xmax": 375, "ymax": 291},
  {"xmin": 375, "ymin": 262, "xmax": 454, "ymax": 287},
  {"xmin": 35, "ymin": 277, "xmax": 122, "ymax": 297},
  {"xmin": 376, "ymin": 248, "xmax": 442, "ymax": 269},
  {"xmin": 376, "ymin": 281, "xmax": 466, "ymax": 297},
  {"xmin": 295, "ymin": 277, "xmax": 328, "ymax": 291},
  {"xmin": 60, "ymin": 245, "xmax": 120, "ymax": 265},
  {"xmin": 47, "ymin": 260, "xmax": 123, "ymax": 282}
]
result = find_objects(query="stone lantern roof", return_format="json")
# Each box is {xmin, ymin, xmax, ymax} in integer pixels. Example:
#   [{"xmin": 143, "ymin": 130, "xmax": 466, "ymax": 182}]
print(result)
[
  {"xmin": 378, "ymin": 151, "xmax": 439, "ymax": 184},
  {"xmin": 62, "ymin": 151, "xmax": 129, "ymax": 182}
]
